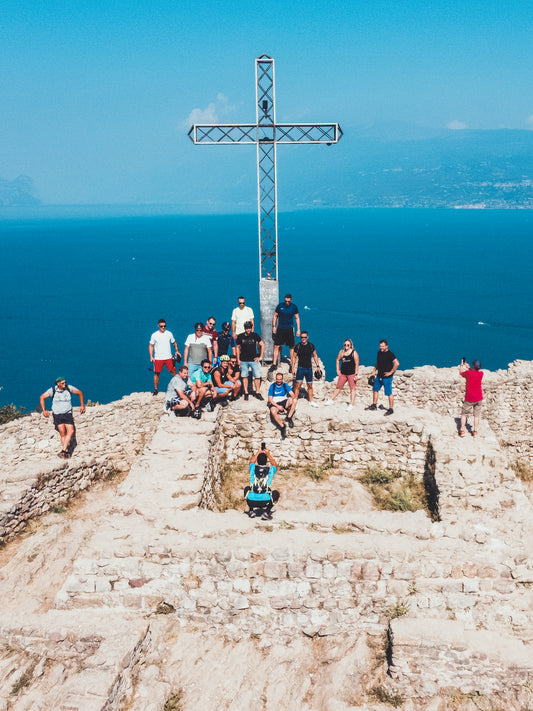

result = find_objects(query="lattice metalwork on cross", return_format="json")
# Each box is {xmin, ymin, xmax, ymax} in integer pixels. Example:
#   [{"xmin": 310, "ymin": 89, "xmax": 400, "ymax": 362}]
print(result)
[{"xmin": 188, "ymin": 54, "xmax": 342, "ymax": 359}]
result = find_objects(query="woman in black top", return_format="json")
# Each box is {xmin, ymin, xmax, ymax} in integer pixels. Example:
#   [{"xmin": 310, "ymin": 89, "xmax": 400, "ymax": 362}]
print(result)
[{"xmin": 325, "ymin": 338, "xmax": 359, "ymax": 410}]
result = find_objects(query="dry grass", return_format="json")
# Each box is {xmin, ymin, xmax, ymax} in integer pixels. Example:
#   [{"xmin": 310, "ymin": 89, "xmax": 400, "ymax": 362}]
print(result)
[
  {"xmin": 302, "ymin": 454, "xmax": 335, "ymax": 482},
  {"xmin": 214, "ymin": 457, "xmax": 248, "ymax": 512},
  {"xmin": 369, "ymin": 685, "xmax": 404, "ymax": 707},
  {"xmin": 359, "ymin": 465, "xmax": 428, "ymax": 514},
  {"xmin": 164, "ymin": 691, "xmax": 184, "ymax": 711},
  {"xmin": 511, "ymin": 459, "xmax": 533, "ymax": 483}
]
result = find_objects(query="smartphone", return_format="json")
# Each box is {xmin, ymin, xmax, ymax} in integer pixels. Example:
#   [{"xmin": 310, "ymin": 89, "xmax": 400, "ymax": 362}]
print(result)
[{"xmin": 261, "ymin": 442, "xmax": 266, "ymax": 450}]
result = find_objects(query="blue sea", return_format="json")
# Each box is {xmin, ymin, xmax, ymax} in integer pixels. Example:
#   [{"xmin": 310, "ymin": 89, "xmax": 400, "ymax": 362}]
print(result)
[{"xmin": 1, "ymin": 207, "xmax": 532, "ymax": 411}]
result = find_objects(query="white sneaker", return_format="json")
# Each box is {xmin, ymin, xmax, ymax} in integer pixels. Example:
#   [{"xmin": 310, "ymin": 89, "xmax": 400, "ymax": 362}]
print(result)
[
  {"xmin": 347, "ymin": 404, "xmax": 353, "ymax": 411},
  {"xmin": 309, "ymin": 401, "xmax": 319, "ymax": 408},
  {"xmin": 324, "ymin": 399, "xmax": 334, "ymax": 406}
]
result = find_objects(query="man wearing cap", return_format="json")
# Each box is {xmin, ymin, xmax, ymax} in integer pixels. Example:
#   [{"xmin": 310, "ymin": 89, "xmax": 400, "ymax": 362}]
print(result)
[
  {"xmin": 217, "ymin": 322, "xmax": 236, "ymax": 361},
  {"xmin": 40, "ymin": 377, "xmax": 85, "ymax": 458},
  {"xmin": 149, "ymin": 319, "xmax": 181, "ymax": 395},
  {"xmin": 236, "ymin": 321, "xmax": 265, "ymax": 401},
  {"xmin": 211, "ymin": 355, "xmax": 240, "ymax": 404},
  {"xmin": 459, "ymin": 359, "xmax": 484, "ymax": 437},
  {"xmin": 184, "ymin": 322, "xmax": 213, "ymax": 381}
]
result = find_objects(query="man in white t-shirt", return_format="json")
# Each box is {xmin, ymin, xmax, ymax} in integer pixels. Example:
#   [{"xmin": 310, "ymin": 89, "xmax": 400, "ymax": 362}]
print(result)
[
  {"xmin": 149, "ymin": 319, "xmax": 181, "ymax": 395},
  {"xmin": 231, "ymin": 296, "xmax": 254, "ymax": 338}
]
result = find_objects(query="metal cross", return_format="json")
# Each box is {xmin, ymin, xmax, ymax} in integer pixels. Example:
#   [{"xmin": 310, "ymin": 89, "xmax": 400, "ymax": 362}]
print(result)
[{"xmin": 188, "ymin": 54, "xmax": 342, "ymax": 360}]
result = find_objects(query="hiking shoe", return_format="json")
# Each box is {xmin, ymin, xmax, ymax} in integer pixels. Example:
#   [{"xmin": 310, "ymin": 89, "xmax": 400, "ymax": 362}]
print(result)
[
  {"xmin": 472, "ymin": 430, "xmax": 478, "ymax": 438},
  {"xmin": 244, "ymin": 394, "xmax": 249, "ymax": 401},
  {"xmin": 459, "ymin": 429, "xmax": 466, "ymax": 437},
  {"xmin": 261, "ymin": 510, "xmax": 272, "ymax": 521},
  {"xmin": 287, "ymin": 416, "xmax": 294, "ymax": 428},
  {"xmin": 324, "ymin": 399, "xmax": 334, "ymax": 406},
  {"xmin": 254, "ymin": 393, "xmax": 264, "ymax": 401},
  {"xmin": 347, "ymin": 404, "xmax": 353, "ymax": 411},
  {"xmin": 309, "ymin": 401, "xmax": 319, "ymax": 408},
  {"xmin": 220, "ymin": 399, "xmax": 229, "ymax": 407},
  {"xmin": 205, "ymin": 401, "xmax": 214, "ymax": 412},
  {"xmin": 190, "ymin": 408, "xmax": 201, "ymax": 419},
  {"xmin": 152, "ymin": 389, "xmax": 158, "ymax": 396},
  {"xmin": 365, "ymin": 403, "xmax": 377, "ymax": 411},
  {"xmin": 268, "ymin": 364, "xmax": 277, "ymax": 373},
  {"xmin": 280, "ymin": 425, "xmax": 287, "ymax": 440},
  {"xmin": 384, "ymin": 408, "xmax": 394, "ymax": 416}
]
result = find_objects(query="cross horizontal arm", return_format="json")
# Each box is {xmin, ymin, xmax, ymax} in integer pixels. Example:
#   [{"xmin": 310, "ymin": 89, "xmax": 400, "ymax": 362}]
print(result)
[
  {"xmin": 274, "ymin": 123, "xmax": 342, "ymax": 144},
  {"xmin": 188, "ymin": 125, "xmax": 257, "ymax": 144},
  {"xmin": 188, "ymin": 123, "xmax": 343, "ymax": 145}
]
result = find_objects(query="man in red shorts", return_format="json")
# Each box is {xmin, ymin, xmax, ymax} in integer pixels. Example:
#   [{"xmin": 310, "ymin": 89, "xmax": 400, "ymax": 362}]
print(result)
[{"xmin": 149, "ymin": 319, "xmax": 181, "ymax": 395}]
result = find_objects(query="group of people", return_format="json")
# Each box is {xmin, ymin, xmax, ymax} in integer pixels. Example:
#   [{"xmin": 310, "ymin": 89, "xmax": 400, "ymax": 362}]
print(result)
[{"xmin": 38, "ymin": 292, "xmax": 484, "ymax": 460}]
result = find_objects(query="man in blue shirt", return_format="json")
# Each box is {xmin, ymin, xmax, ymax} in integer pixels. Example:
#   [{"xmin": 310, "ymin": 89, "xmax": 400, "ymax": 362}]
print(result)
[
  {"xmin": 267, "ymin": 371, "xmax": 298, "ymax": 439},
  {"xmin": 245, "ymin": 447, "xmax": 279, "ymax": 520},
  {"xmin": 272, "ymin": 294, "xmax": 300, "ymax": 371}
]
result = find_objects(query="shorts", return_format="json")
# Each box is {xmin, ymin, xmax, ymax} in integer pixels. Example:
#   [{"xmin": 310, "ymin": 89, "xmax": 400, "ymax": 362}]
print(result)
[
  {"xmin": 274, "ymin": 328, "xmax": 295, "ymax": 347},
  {"xmin": 215, "ymin": 385, "xmax": 232, "ymax": 395},
  {"xmin": 337, "ymin": 373, "xmax": 357, "ymax": 389},
  {"xmin": 461, "ymin": 400, "xmax": 482, "ymax": 416},
  {"xmin": 373, "ymin": 376, "xmax": 393, "ymax": 396},
  {"xmin": 295, "ymin": 366, "xmax": 313, "ymax": 383},
  {"xmin": 53, "ymin": 411, "xmax": 74, "ymax": 428},
  {"xmin": 187, "ymin": 363, "xmax": 202, "ymax": 380},
  {"xmin": 154, "ymin": 358, "xmax": 175, "ymax": 374},
  {"xmin": 270, "ymin": 398, "xmax": 289, "ymax": 410},
  {"xmin": 240, "ymin": 361, "xmax": 261, "ymax": 379}
]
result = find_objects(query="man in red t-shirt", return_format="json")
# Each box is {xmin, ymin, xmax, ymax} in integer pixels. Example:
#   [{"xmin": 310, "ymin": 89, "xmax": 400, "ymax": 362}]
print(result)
[{"xmin": 459, "ymin": 359, "xmax": 484, "ymax": 437}]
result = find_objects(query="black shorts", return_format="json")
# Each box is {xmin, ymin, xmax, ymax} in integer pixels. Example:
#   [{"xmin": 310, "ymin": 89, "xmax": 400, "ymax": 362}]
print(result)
[
  {"xmin": 274, "ymin": 328, "xmax": 294, "ymax": 347},
  {"xmin": 53, "ymin": 411, "xmax": 74, "ymax": 428},
  {"xmin": 270, "ymin": 399, "xmax": 289, "ymax": 410}
]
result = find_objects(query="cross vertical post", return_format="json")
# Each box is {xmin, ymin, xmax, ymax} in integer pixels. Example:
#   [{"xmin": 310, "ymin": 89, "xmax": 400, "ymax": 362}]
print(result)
[
  {"xmin": 188, "ymin": 54, "xmax": 342, "ymax": 361},
  {"xmin": 255, "ymin": 56, "xmax": 279, "ymax": 359}
]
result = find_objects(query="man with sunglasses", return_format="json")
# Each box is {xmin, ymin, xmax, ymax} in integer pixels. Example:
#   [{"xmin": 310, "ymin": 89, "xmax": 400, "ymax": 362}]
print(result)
[
  {"xmin": 203, "ymin": 316, "xmax": 218, "ymax": 363},
  {"xmin": 192, "ymin": 359, "xmax": 217, "ymax": 411},
  {"xmin": 231, "ymin": 296, "xmax": 254, "ymax": 339},
  {"xmin": 291, "ymin": 331, "xmax": 321, "ymax": 407},
  {"xmin": 149, "ymin": 318, "xmax": 181, "ymax": 395},
  {"xmin": 272, "ymin": 293, "xmax": 300, "ymax": 371}
]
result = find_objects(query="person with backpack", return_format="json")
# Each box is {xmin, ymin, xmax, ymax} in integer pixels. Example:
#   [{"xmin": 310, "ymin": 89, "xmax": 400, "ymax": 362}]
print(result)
[
  {"xmin": 245, "ymin": 446, "xmax": 279, "ymax": 520},
  {"xmin": 40, "ymin": 377, "xmax": 85, "ymax": 458},
  {"xmin": 267, "ymin": 371, "xmax": 297, "ymax": 439}
]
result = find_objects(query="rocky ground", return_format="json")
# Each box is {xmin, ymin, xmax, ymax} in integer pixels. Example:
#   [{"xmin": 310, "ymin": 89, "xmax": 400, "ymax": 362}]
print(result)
[{"xmin": 0, "ymin": 365, "xmax": 532, "ymax": 710}]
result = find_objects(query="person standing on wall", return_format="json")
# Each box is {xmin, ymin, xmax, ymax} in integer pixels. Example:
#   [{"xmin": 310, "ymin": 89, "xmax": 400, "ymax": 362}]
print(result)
[
  {"xmin": 459, "ymin": 359, "xmax": 484, "ymax": 437},
  {"xmin": 271, "ymin": 293, "xmax": 300, "ymax": 371},
  {"xmin": 40, "ymin": 377, "xmax": 85, "ymax": 458},
  {"xmin": 366, "ymin": 339, "xmax": 399, "ymax": 416},
  {"xmin": 149, "ymin": 319, "xmax": 181, "ymax": 395}
]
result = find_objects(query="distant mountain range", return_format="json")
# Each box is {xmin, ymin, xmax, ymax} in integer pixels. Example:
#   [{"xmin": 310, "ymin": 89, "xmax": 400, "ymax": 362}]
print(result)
[
  {"xmin": 281, "ymin": 126, "xmax": 533, "ymax": 209},
  {"xmin": 0, "ymin": 175, "xmax": 40, "ymax": 207},
  {"xmin": 3, "ymin": 127, "xmax": 533, "ymax": 209}
]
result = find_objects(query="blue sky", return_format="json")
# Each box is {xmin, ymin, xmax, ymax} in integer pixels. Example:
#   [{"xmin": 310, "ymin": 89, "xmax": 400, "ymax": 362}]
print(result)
[{"xmin": 2, "ymin": 0, "xmax": 533, "ymax": 204}]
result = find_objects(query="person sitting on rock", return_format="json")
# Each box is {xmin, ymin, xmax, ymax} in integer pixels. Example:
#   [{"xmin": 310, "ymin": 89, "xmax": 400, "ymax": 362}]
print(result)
[
  {"xmin": 165, "ymin": 365, "xmax": 200, "ymax": 418},
  {"xmin": 210, "ymin": 355, "xmax": 237, "ymax": 406},
  {"xmin": 267, "ymin": 371, "xmax": 297, "ymax": 439},
  {"xmin": 244, "ymin": 446, "xmax": 280, "ymax": 520},
  {"xmin": 192, "ymin": 359, "xmax": 217, "ymax": 411},
  {"xmin": 227, "ymin": 354, "xmax": 242, "ymax": 398}
]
